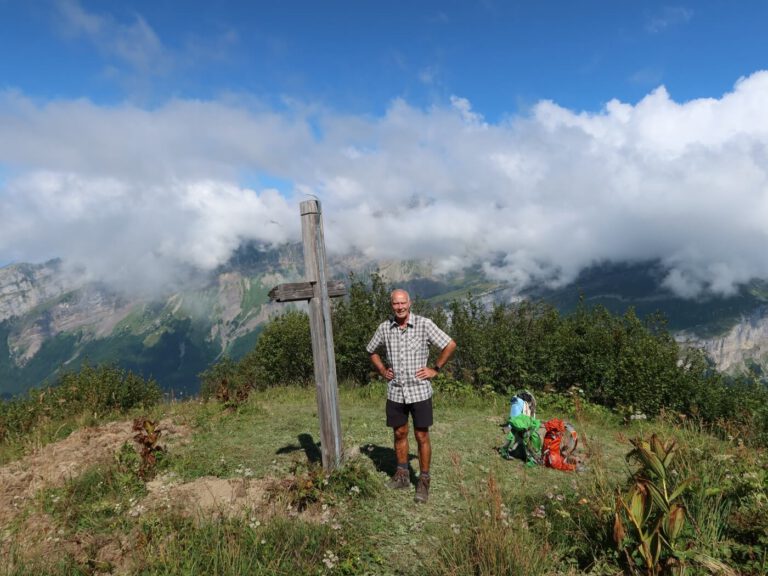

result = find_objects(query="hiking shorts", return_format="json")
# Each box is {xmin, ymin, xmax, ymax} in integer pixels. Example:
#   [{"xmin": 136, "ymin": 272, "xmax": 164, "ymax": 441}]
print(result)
[{"xmin": 386, "ymin": 398, "xmax": 433, "ymax": 429}]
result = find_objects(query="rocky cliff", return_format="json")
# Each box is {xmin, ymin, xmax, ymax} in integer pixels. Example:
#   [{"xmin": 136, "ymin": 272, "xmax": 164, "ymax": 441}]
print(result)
[
  {"xmin": 679, "ymin": 307, "xmax": 768, "ymax": 373},
  {"xmin": 0, "ymin": 261, "xmax": 75, "ymax": 323}
]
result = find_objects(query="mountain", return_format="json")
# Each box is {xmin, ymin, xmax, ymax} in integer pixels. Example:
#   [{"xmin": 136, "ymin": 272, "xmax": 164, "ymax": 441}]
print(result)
[
  {"xmin": 0, "ymin": 244, "xmax": 305, "ymax": 399},
  {"xmin": 2, "ymin": 252, "xmax": 767, "ymax": 399}
]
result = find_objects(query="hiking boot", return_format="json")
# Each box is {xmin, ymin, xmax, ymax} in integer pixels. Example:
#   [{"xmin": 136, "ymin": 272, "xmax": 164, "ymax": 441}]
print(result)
[
  {"xmin": 414, "ymin": 474, "xmax": 430, "ymax": 503},
  {"xmin": 388, "ymin": 468, "xmax": 410, "ymax": 490}
]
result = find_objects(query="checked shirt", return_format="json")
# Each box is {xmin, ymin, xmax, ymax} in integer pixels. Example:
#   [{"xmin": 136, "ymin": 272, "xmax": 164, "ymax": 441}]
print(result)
[{"xmin": 366, "ymin": 313, "xmax": 452, "ymax": 404}]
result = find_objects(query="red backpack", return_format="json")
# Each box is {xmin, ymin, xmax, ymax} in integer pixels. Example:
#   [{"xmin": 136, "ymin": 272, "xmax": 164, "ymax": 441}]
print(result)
[{"xmin": 542, "ymin": 418, "xmax": 578, "ymax": 472}]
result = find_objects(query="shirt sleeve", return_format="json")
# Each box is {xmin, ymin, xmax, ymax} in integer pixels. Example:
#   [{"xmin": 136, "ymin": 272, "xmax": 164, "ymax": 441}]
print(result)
[
  {"xmin": 366, "ymin": 323, "xmax": 385, "ymax": 354},
  {"xmin": 424, "ymin": 319, "xmax": 452, "ymax": 350}
]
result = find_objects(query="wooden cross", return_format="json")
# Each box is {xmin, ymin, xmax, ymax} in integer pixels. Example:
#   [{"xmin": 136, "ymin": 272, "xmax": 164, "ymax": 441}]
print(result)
[{"xmin": 268, "ymin": 200, "xmax": 346, "ymax": 472}]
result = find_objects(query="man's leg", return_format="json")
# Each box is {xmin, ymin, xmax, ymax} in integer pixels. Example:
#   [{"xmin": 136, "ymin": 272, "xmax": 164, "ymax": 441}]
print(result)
[
  {"xmin": 412, "ymin": 396, "xmax": 434, "ymax": 503},
  {"xmin": 393, "ymin": 423, "xmax": 410, "ymax": 465},
  {"xmin": 388, "ymin": 423, "xmax": 411, "ymax": 489},
  {"xmin": 414, "ymin": 427, "xmax": 431, "ymax": 474}
]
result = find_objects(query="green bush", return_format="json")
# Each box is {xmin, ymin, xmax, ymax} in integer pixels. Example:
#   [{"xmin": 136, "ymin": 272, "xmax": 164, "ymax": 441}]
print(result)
[
  {"xmin": 0, "ymin": 361, "xmax": 161, "ymax": 443},
  {"xmin": 332, "ymin": 272, "xmax": 392, "ymax": 384},
  {"xmin": 199, "ymin": 355, "xmax": 252, "ymax": 407},
  {"xmin": 241, "ymin": 309, "xmax": 314, "ymax": 388}
]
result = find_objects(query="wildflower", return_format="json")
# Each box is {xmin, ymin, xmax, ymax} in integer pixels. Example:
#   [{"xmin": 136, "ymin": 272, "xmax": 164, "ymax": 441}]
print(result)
[
  {"xmin": 532, "ymin": 505, "xmax": 546, "ymax": 519},
  {"xmin": 322, "ymin": 550, "xmax": 339, "ymax": 569},
  {"xmin": 349, "ymin": 485, "xmax": 360, "ymax": 495}
]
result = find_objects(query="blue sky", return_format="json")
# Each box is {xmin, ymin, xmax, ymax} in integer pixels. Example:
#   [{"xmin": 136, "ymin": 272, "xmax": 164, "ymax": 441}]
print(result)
[
  {"xmin": 3, "ymin": 1, "xmax": 766, "ymax": 116},
  {"xmin": 2, "ymin": 1, "xmax": 768, "ymax": 297}
]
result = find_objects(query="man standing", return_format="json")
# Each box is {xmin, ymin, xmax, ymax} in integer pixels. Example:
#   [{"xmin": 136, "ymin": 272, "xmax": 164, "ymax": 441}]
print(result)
[{"xmin": 366, "ymin": 289, "xmax": 456, "ymax": 503}]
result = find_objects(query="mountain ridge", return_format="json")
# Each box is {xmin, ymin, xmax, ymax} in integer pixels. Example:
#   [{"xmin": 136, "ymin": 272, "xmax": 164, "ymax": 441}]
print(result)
[{"xmin": 2, "ymin": 250, "xmax": 767, "ymax": 398}]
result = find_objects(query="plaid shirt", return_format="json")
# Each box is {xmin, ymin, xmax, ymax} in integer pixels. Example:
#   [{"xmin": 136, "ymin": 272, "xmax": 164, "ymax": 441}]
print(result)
[{"xmin": 366, "ymin": 313, "xmax": 453, "ymax": 404}]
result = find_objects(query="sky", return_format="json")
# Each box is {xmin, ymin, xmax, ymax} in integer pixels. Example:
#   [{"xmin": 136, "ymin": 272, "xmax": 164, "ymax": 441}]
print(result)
[{"xmin": 1, "ymin": 0, "xmax": 768, "ymax": 298}]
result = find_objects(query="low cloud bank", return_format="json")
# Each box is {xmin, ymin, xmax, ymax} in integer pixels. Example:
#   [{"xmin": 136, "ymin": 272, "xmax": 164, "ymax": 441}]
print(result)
[{"xmin": 2, "ymin": 72, "xmax": 768, "ymax": 297}]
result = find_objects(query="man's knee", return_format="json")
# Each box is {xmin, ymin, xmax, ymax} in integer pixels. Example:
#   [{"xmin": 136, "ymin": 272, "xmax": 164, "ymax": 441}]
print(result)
[
  {"xmin": 393, "ymin": 424, "xmax": 409, "ymax": 441},
  {"xmin": 414, "ymin": 427, "xmax": 430, "ymax": 443}
]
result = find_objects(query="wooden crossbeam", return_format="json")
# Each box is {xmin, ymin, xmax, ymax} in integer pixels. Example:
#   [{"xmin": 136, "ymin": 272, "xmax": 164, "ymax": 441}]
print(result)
[{"xmin": 268, "ymin": 280, "xmax": 346, "ymax": 303}]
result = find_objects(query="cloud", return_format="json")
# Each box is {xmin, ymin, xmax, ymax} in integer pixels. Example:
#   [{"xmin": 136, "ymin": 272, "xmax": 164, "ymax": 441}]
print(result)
[
  {"xmin": 2, "ymin": 72, "xmax": 768, "ymax": 298},
  {"xmin": 55, "ymin": 0, "xmax": 171, "ymax": 78},
  {"xmin": 646, "ymin": 6, "xmax": 694, "ymax": 34}
]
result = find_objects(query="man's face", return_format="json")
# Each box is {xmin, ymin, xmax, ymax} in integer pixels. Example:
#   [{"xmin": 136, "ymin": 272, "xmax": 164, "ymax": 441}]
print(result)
[{"xmin": 390, "ymin": 292, "xmax": 411, "ymax": 321}]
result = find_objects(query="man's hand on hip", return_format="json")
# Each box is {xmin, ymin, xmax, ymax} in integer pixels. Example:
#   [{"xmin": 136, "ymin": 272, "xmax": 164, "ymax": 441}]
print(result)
[{"xmin": 416, "ymin": 367, "xmax": 439, "ymax": 380}]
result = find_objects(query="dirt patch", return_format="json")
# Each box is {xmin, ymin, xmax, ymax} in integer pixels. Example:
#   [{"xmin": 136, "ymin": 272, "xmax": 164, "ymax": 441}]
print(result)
[
  {"xmin": 0, "ymin": 419, "xmax": 337, "ymax": 574},
  {"xmin": 0, "ymin": 419, "xmax": 190, "ymax": 527},
  {"xmin": 141, "ymin": 474, "xmax": 269, "ymax": 520}
]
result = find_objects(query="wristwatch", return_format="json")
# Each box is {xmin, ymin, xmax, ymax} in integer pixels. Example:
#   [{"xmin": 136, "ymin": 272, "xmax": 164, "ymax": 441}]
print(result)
[{"xmin": 433, "ymin": 365, "xmax": 441, "ymax": 373}]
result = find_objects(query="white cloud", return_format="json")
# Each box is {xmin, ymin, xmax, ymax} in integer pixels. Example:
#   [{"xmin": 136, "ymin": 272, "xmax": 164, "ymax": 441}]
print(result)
[
  {"xmin": 2, "ymin": 71, "xmax": 768, "ymax": 297},
  {"xmin": 55, "ymin": 0, "xmax": 171, "ymax": 78},
  {"xmin": 646, "ymin": 6, "xmax": 694, "ymax": 34}
]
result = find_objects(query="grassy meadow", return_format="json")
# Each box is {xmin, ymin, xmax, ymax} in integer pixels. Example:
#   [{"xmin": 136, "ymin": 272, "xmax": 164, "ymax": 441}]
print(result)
[{"xmin": 2, "ymin": 380, "xmax": 764, "ymax": 575}]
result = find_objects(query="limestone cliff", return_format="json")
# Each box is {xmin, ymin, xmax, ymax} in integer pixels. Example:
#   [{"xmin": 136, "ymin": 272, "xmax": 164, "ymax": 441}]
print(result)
[
  {"xmin": 0, "ymin": 261, "xmax": 75, "ymax": 323},
  {"xmin": 679, "ymin": 307, "xmax": 768, "ymax": 373}
]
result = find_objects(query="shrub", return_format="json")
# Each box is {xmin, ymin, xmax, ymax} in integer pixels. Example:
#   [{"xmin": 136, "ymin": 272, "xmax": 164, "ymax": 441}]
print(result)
[
  {"xmin": 332, "ymin": 272, "xmax": 392, "ymax": 384},
  {"xmin": 199, "ymin": 355, "xmax": 252, "ymax": 408},
  {"xmin": 0, "ymin": 362, "xmax": 161, "ymax": 443},
  {"xmin": 240, "ymin": 309, "xmax": 314, "ymax": 388}
]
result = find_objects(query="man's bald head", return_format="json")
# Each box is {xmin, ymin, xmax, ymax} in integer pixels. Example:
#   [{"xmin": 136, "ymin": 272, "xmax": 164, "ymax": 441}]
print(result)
[{"xmin": 390, "ymin": 289, "xmax": 411, "ymax": 325}]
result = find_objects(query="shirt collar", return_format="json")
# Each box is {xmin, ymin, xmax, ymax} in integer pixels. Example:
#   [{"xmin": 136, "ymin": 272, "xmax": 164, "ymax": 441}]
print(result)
[{"xmin": 389, "ymin": 314, "xmax": 414, "ymax": 329}]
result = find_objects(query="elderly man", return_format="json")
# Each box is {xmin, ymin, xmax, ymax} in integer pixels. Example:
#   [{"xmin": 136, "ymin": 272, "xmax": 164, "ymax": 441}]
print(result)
[{"xmin": 366, "ymin": 288, "xmax": 456, "ymax": 503}]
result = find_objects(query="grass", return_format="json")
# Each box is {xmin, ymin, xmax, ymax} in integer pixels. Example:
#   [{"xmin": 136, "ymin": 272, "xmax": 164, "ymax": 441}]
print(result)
[{"xmin": 1, "ymin": 384, "xmax": 765, "ymax": 575}]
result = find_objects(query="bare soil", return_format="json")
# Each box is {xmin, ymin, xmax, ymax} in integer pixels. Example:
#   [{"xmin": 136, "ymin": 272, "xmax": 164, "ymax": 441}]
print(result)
[{"xmin": 0, "ymin": 417, "xmax": 334, "ymax": 574}]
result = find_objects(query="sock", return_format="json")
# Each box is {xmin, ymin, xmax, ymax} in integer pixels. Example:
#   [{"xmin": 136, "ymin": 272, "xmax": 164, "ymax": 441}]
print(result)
[
  {"xmin": 420, "ymin": 471, "xmax": 430, "ymax": 479},
  {"xmin": 397, "ymin": 463, "xmax": 408, "ymax": 470}
]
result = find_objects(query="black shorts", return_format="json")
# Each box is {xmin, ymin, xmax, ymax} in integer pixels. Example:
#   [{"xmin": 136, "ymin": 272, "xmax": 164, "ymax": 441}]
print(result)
[{"xmin": 386, "ymin": 398, "xmax": 433, "ymax": 429}]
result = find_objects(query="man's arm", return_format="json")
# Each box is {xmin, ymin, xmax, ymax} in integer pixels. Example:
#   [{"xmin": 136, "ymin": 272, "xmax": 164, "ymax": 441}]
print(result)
[
  {"xmin": 416, "ymin": 339, "xmax": 457, "ymax": 380},
  {"xmin": 370, "ymin": 352, "xmax": 394, "ymax": 381}
]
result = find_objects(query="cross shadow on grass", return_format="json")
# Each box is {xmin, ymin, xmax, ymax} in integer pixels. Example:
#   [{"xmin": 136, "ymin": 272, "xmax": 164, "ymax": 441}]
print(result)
[
  {"xmin": 359, "ymin": 443, "xmax": 418, "ymax": 482},
  {"xmin": 276, "ymin": 433, "xmax": 322, "ymax": 464}
]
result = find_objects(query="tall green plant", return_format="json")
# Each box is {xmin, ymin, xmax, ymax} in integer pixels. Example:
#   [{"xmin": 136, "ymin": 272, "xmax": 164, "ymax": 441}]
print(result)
[{"xmin": 613, "ymin": 434, "xmax": 733, "ymax": 575}]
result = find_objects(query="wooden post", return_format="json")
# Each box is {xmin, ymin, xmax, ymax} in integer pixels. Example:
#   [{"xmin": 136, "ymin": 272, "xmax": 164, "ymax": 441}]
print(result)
[{"xmin": 269, "ymin": 200, "xmax": 344, "ymax": 472}]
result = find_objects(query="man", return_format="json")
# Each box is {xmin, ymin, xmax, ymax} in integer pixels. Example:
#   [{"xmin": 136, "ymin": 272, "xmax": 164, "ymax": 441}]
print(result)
[{"xmin": 366, "ymin": 289, "xmax": 456, "ymax": 503}]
